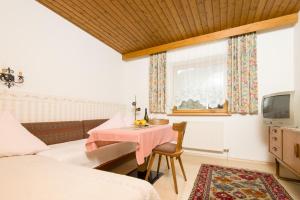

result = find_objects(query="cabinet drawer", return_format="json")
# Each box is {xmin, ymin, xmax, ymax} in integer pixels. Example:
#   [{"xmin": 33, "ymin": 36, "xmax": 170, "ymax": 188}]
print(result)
[
  {"xmin": 270, "ymin": 127, "xmax": 282, "ymax": 148},
  {"xmin": 283, "ymin": 129, "xmax": 300, "ymax": 175},
  {"xmin": 270, "ymin": 144, "xmax": 282, "ymax": 159},
  {"xmin": 269, "ymin": 127, "xmax": 282, "ymax": 159}
]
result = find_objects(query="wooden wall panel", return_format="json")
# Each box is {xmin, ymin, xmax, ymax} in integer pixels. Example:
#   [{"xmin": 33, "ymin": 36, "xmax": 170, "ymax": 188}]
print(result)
[{"xmin": 37, "ymin": 0, "xmax": 300, "ymax": 55}]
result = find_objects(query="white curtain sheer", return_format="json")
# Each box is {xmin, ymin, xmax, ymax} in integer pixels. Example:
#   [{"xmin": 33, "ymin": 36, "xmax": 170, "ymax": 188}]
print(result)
[{"xmin": 167, "ymin": 40, "xmax": 227, "ymax": 110}]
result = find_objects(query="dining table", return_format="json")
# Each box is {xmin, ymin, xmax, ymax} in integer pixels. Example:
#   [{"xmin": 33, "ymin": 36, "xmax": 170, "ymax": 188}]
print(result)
[{"xmin": 86, "ymin": 124, "xmax": 177, "ymax": 182}]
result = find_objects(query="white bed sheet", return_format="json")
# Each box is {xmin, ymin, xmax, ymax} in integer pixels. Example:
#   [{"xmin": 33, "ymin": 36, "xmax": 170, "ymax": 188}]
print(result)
[
  {"xmin": 37, "ymin": 139, "xmax": 136, "ymax": 168},
  {"xmin": 0, "ymin": 155, "xmax": 160, "ymax": 200}
]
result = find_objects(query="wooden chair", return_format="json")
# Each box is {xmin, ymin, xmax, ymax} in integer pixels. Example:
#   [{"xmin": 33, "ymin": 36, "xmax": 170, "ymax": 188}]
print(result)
[{"xmin": 145, "ymin": 122, "xmax": 187, "ymax": 194}]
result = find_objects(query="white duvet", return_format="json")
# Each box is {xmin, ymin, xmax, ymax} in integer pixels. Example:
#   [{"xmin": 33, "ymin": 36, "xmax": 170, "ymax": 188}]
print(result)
[
  {"xmin": 37, "ymin": 139, "xmax": 136, "ymax": 168},
  {"xmin": 0, "ymin": 155, "xmax": 160, "ymax": 200}
]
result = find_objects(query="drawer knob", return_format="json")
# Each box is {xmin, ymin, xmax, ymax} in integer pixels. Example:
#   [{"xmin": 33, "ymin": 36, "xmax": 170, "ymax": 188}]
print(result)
[
  {"xmin": 273, "ymin": 129, "xmax": 277, "ymax": 133},
  {"xmin": 295, "ymin": 144, "xmax": 300, "ymax": 158},
  {"xmin": 272, "ymin": 147, "xmax": 277, "ymax": 152}
]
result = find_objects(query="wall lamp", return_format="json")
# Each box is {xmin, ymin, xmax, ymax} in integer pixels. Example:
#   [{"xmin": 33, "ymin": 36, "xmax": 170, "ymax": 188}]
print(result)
[{"xmin": 0, "ymin": 67, "xmax": 24, "ymax": 88}]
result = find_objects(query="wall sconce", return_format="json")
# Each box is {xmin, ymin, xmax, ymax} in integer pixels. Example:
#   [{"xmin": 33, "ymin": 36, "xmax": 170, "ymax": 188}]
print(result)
[
  {"xmin": 131, "ymin": 96, "xmax": 141, "ymax": 121},
  {"xmin": 0, "ymin": 67, "xmax": 24, "ymax": 88}
]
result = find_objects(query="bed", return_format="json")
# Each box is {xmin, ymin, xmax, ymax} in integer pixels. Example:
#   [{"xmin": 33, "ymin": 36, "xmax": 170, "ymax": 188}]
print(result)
[
  {"xmin": 22, "ymin": 119, "xmax": 136, "ymax": 169},
  {"xmin": 0, "ymin": 155, "xmax": 159, "ymax": 200}
]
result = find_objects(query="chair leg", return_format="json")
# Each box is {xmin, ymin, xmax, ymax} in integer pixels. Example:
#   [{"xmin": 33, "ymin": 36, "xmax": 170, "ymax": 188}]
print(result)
[
  {"xmin": 157, "ymin": 155, "xmax": 162, "ymax": 174},
  {"xmin": 145, "ymin": 153, "xmax": 156, "ymax": 181},
  {"xmin": 165, "ymin": 156, "xmax": 170, "ymax": 169},
  {"xmin": 170, "ymin": 157, "xmax": 178, "ymax": 194},
  {"xmin": 178, "ymin": 156, "xmax": 187, "ymax": 181}
]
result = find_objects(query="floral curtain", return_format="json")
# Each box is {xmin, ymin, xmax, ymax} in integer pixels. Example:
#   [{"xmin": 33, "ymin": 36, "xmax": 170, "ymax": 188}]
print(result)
[
  {"xmin": 149, "ymin": 52, "xmax": 166, "ymax": 113},
  {"xmin": 227, "ymin": 33, "xmax": 258, "ymax": 114}
]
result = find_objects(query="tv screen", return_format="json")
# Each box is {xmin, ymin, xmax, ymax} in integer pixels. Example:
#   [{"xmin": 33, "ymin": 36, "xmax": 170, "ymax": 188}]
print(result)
[{"xmin": 263, "ymin": 95, "xmax": 290, "ymax": 119}]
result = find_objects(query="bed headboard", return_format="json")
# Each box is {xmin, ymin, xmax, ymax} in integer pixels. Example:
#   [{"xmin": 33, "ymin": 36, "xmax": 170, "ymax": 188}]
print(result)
[
  {"xmin": 22, "ymin": 119, "xmax": 108, "ymax": 145},
  {"xmin": 82, "ymin": 119, "xmax": 108, "ymax": 138}
]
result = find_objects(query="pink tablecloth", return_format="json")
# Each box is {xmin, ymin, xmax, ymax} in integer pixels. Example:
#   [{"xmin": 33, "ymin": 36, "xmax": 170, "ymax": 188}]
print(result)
[{"xmin": 86, "ymin": 125, "xmax": 177, "ymax": 164}]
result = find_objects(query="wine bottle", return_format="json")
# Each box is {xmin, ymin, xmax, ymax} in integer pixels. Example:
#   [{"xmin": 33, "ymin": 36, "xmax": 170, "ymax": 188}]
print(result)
[{"xmin": 144, "ymin": 108, "xmax": 149, "ymax": 122}]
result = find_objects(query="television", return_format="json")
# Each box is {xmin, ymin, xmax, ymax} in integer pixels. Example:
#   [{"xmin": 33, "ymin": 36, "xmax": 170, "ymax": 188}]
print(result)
[{"xmin": 262, "ymin": 91, "xmax": 296, "ymax": 127}]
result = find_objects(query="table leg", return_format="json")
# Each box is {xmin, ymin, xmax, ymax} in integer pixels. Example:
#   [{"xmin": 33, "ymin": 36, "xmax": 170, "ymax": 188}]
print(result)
[{"xmin": 128, "ymin": 154, "xmax": 164, "ymax": 184}]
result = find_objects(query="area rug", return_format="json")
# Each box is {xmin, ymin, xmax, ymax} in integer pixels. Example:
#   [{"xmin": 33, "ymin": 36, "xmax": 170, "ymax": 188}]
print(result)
[{"xmin": 189, "ymin": 164, "xmax": 292, "ymax": 200}]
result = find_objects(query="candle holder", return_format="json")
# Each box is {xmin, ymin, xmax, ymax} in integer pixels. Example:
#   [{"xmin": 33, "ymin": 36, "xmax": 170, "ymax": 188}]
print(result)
[{"xmin": 0, "ymin": 67, "xmax": 24, "ymax": 88}]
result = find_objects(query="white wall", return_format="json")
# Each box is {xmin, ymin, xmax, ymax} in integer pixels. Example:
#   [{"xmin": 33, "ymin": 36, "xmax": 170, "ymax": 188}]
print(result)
[
  {"xmin": 0, "ymin": 0, "xmax": 124, "ymax": 104},
  {"xmin": 121, "ymin": 28, "xmax": 296, "ymax": 162}
]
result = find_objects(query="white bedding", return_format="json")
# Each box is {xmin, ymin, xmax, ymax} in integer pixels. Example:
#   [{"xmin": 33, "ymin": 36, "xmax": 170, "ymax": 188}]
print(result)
[
  {"xmin": 0, "ymin": 155, "xmax": 160, "ymax": 200},
  {"xmin": 37, "ymin": 139, "xmax": 136, "ymax": 168}
]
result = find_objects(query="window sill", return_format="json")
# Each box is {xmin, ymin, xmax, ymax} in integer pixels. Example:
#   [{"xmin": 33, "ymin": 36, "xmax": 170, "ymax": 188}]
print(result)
[
  {"xmin": 167, "ymin": 112, "xmax": 231, "ymax": 116},
  {"xmin": 170, "ymin": 100, "xmax": 230, "ymax": 116}
]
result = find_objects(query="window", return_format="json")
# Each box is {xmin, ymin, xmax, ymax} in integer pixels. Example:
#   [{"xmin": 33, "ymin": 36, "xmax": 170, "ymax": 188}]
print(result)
[{"xmin": 167, "ymin": 40, "xmax": 228, "ymax": 115}]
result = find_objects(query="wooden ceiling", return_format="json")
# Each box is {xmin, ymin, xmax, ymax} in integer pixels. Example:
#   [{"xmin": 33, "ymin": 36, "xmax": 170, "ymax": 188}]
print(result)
[{"xmin": 38, "ymin": 0, "xmax": 300, "ymax": 56}]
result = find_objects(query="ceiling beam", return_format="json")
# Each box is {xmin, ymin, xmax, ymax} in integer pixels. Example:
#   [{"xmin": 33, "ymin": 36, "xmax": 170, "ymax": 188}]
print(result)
[{"xmin": 122, "ymin": 13, "xmax": 298, "ymax": 61}]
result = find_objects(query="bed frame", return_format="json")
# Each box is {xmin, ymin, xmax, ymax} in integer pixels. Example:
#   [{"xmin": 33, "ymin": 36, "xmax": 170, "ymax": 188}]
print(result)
[{"xmin": 22, "ymin": 119, "xmax": 136, "ymax": 170}]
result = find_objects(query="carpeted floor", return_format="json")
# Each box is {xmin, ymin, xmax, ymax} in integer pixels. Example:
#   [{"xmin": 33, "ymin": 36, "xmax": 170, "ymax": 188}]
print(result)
[{"xmin": 189, "ymin": 164, "xmax": 292, "ymax": 200}]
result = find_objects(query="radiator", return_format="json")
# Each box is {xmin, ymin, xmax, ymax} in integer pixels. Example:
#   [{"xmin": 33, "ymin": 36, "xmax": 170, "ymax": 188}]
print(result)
[{"xmin": 183, "ymin": 121, "xmax": 224, "ymax": 152}]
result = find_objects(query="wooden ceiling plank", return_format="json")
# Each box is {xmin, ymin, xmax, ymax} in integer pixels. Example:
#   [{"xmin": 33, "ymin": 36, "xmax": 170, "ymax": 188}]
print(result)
[
  {"xmin": 105, "ymin": 0, "xmax": 156, "ymax": 49},
  {"xmin": 246, "ymin": 0, "xmax": 260, "ymax": 23},
  {"xmin": 132, "ymin": 0, "xmax": 174, "ymax": 44},
  {"xmin": 204, "ymin": 0, "xmax": 215, "ymax": 32},
  {"xmin": 260, "ymin": 0, "xmax": 276, "ymax": 21},
  {"xmin": 196, "ymin": 0, "xmax": 210, "ymax": 33},
  {"xmin": 253, "ymin": 0, "xmax": 268, "ymax": 22},
  {"xmin": 180, "ymin": 0, "xmax": 202, "ymax": 36},
  {"xmin": 88, "ymin": 0, "xmax": 154, "ymax": 49},
  {"xmin": 73, "ymin": 0, "xmax": 140, "ymax": 51},
  {"xmin": 147, "ymin": 0, "xmax": 181, "ymax": 41},
  {"xmin": 140, "ymin": 0, "xmax": 174, "ymax": 42},
  {"xmin": 98, "ymin": 0, "xmax": 161, "ymax": 51},
  {"xmin": 171, "ymin": 0, "xmax": 194, "ymax": 37},
  {"xmin": 212, "ymin": 0, "xmax": 221, "ymax": 31},
  {"xmin": 283, "ymin": 0, "xmax": 299, "ymax": 14},
  {"xmin": 126, "ymin": 0, "xmax": 165, "ymax": 45},
  {"xmin": 38, "ymin": 0, "xmax": 126, "ymax": 52},
  {"xmin": 289, "ymin": 0, "xmax": 300, "ymax": 13},
  {"xmin": 276, "ymin": 0, "xmax": 293, "ymax": 17},
  {"xmin": 59, "ymin": 0, "xmax": 135, "ymax": 50},
  {"xmin": 226, "ymin": 0, "xmax": 235, "ymax": 28},
  {"xmin": 49, "ymin": 0, "xmax": 127, "ymax": 51},
  {"xmin": 116, "ymin": 0, "xmax": 163, "ymax": 47},
  {"xmin": 267, "ymin": 0, "xmax": 285, "ymax": 18},
  {"xmin": 219, "ymin": 0, "xmax": 228, "ymax": 30},
  {"xmin": 294, "ymin": 1, "xmax": 300, "ymax": 12},
  {"xmin": 156, "ymin": 0, "xmax": 185, "ymax": 40},
  {"xmin": 123, "ymin": 13, "xmax": 298, "ymax": 60},
  {"xmin": 239, "ymin": 0, "xmax": 252, "ymax": 25},
  {"xmin": 188, "ymin": 0, "xmax": 205, "ymax": 35},
  {"xmin": 233, "ymin": 0, "xmax": 243, "ymax": 27},
  {"xmin": 164, "ymin": 0, "xmax": 189, "ymax": 37}
]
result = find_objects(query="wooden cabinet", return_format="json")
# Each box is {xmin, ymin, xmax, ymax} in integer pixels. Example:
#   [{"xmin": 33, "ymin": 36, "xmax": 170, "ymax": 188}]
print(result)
[
  {"xmin": 282, "ymin": 129, "xmax": 300, "ymax": 175},
  {"xmin": 269, "ymin": 127, "xmax": 300, "ymax": 179}
]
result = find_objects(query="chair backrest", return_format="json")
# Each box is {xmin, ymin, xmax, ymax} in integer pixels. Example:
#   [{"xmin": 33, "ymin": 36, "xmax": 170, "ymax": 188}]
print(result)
[{"xmin": 173, "ymin": 121, "xmax": 187, "ymax": 152}]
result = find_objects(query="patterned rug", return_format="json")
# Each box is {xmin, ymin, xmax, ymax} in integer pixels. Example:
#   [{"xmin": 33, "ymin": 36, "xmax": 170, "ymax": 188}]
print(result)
[{"xmin": 189, "ymin": 164, "xmax": 292, "ymax": 200}]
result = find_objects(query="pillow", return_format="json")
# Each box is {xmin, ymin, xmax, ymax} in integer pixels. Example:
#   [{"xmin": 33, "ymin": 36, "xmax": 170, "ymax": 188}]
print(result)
[
  {"xmin": 123, "ymin": 113, "xmax": 134, "ymax": 126},
  {"xmin": 88, "ymin": 113, "xmax": 126, "ymax": 135},
  {"xmin": 0, "ymin": 112, "xmax": 49, "ymax": 157}
]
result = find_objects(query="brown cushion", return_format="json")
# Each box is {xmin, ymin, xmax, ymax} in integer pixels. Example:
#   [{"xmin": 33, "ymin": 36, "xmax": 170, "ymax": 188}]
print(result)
[
  {"xmin": 154, "ymin": 142, "xmax": 176, "ymax": 153},
  {"xmin": 22, "ymin": 121, "xmax": 84, "ymax": 145},
  {"xmin": 82, "ymin": 119, "xmax": 108, "ymax": 138}
]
